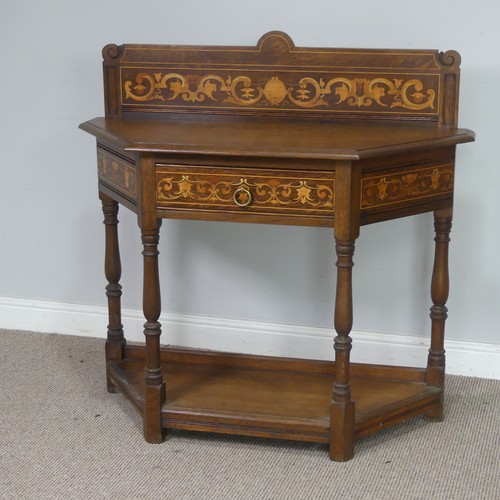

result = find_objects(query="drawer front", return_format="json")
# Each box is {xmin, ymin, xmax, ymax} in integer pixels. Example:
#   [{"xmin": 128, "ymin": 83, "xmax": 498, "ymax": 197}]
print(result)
[{"xmin": 156, "ymin": 165, "xmax": 335, "ymax": 219}]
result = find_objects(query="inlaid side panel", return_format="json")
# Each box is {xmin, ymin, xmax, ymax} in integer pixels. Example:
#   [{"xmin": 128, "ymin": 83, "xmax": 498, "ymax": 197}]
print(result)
[
  {"xmin": 155, "ymin": 165, "xmax": 335, "ymax": 220},
  {"xmin": 360, "ymin": 161, "xmax": 455, "ymax": 224},
  {"xmin": 361, "ymin": 164, "xmax": 454, "ymax": 209},
  {"xmin": 97, "ymin": 148, "xmax": 137, "ymax": 203}
]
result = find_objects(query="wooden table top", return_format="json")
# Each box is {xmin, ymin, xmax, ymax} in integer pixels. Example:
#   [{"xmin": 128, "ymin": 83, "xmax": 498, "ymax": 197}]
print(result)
[{"xmin": 80, "ymin": 115, "xmax": 474, "ymax": 161}]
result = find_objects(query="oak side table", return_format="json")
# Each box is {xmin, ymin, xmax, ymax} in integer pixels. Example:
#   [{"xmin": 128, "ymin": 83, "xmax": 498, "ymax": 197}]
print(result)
[{"xmin": 80, "ymin": 32, "xmax": 475, "ymax": 461}]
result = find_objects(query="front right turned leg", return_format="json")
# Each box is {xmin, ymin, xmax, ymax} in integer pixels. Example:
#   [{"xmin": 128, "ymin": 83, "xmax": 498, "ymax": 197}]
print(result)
[
  {"xmin": 425, "ymin": 207, "xmax": 452, "ymax": 421},
  {"xmin": 330, "ymin": 239, "xmax": 356, "ymax": 462}
]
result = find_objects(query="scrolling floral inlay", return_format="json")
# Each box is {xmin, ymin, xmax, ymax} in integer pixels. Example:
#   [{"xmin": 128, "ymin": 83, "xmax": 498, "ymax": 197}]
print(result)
[
  {"xmin": 98, "ymin": 149, "xmax": 137, "ymax": 198},
  {"xmin": 124, "ymin": 72, "xmax": 436, "ymax": 111},
  {"xmin": 361, "ymin": 165, "xmax": 454, "ymax": 209},
  {"xmin": 156, "ymin": 173, "xmax": 334, "ymax": 211}
]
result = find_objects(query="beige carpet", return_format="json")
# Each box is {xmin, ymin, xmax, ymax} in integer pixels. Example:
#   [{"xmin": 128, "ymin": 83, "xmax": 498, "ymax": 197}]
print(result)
[{"xmin": 0, "ymin": 329, "xmax": 499, "ymax": 499}]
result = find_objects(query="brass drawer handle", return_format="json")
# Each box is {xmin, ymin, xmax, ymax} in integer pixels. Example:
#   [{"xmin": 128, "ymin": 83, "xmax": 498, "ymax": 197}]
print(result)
[{"xmin": 233, "ymin": 187, "xmax": 252, "ymax": 207}]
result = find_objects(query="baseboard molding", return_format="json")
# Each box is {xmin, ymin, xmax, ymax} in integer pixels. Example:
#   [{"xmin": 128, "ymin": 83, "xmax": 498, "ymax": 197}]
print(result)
[{"xmin": 1, "ymin": 296, "xmax": 499, "ymax": 379}]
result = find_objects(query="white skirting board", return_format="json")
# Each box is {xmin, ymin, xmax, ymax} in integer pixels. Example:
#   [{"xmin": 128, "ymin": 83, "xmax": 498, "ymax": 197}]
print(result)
[{"xmin": 1, "ymin": 296, "xmax": 499, "ymax": 380}]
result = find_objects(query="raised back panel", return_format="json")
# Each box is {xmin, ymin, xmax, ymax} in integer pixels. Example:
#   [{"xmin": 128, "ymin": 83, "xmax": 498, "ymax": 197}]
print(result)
[{"xmin": 103, "ymin": 31, "xmax": 461, "ymax": 126}]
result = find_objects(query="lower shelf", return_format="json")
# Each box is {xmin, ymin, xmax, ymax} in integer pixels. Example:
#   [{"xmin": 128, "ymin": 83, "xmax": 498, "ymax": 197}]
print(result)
[{"xmin": 108, "ymin": 345, "xmax": 442, "ymax": 444}]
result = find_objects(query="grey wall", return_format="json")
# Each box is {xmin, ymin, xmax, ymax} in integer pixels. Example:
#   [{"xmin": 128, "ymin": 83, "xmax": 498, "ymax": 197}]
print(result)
[{"xmin": 0, "ymin": 0, "xmax": 498, "ymax": 344}]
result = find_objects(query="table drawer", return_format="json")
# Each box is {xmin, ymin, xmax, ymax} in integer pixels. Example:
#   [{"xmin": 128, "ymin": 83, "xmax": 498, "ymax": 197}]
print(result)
[{"xmin": 155, "ymin": 165, "xmax": 335, "ymax": 219}]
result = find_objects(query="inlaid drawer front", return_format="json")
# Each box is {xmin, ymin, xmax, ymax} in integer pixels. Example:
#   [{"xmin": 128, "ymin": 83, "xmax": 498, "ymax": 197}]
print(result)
[
  {"xmin": 156, "ymin": 165, "xmax": 335, "ymax": 217},
  {"xmin": 97, "ymin": 148, "xmax": 137, "ymax": 199},
  {"xmin": 361, "ymin": 163, "xmax": 454, "ymax": 210}
]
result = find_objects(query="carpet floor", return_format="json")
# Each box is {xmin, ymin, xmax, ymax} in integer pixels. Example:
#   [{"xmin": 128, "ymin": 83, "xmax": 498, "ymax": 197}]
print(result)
[{"xmin": 0, "ymin": 329, "xmax": 499, "ymax": 499}]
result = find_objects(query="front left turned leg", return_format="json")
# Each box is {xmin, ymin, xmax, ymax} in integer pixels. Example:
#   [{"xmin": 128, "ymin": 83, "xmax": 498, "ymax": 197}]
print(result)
[
  {"xmin": 142, "ymin": 222, "xmax": 166, "ymax": 443},
  {"xmin": 426, "ymin": 207, "xmax": 452, "ymax": 421},
  {"xmin": 101, "ymin": 193, "xmax": 126, "ymax": 393}
]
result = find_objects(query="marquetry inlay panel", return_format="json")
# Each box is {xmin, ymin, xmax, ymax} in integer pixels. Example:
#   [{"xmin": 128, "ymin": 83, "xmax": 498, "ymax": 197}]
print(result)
[
  {"xmin": 97, "ymin": 148, "xmax": 137, "ymax": 199},
  {"xmin": 122, "ymin": 70, "xmax": 439, "ymax": 116},
  {"xmin": 156, "ymin": 166, "xmax": 335, "ymax": 217},
  {"xmin": 361, "ymin": 164, "xmax": 454, "ymax": 209}
]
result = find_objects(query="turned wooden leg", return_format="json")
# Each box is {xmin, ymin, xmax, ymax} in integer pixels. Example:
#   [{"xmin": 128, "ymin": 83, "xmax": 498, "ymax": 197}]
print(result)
[
  {"xmin": 330, "ymin": 239, "xmax": 355, "ymax": 461},
  {"xmin": 425, "ymin": 207, "xmax": 452, "ymax": 421},
  {"xmin": 142, "ymin": 221, "xmax": 166, "ymax": 443},
  {"xmin": 101, "ymin": 193, "xmax": 126, "ymax": 393}
]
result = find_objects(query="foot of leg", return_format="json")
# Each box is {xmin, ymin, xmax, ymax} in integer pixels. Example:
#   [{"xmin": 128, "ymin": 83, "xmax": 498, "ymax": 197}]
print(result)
[{"xmin": 330, "ymin": 400, "xmax": 355, "ymax": 461}]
